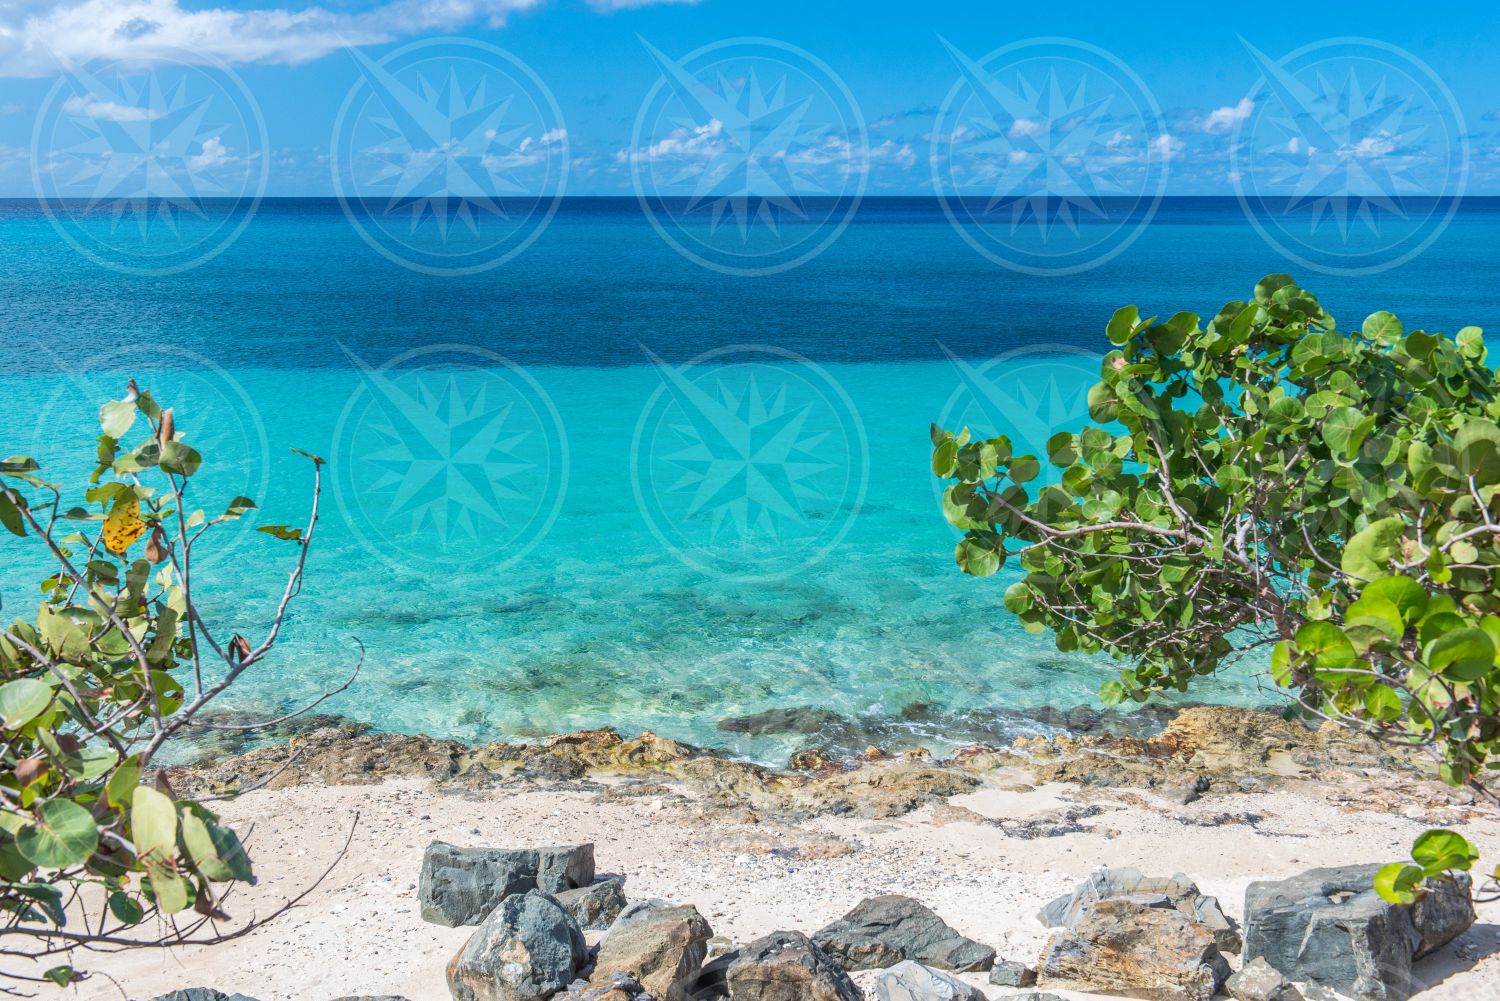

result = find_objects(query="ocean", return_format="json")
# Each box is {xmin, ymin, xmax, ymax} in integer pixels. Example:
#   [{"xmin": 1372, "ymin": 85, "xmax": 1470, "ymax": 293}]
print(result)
[{"xmin": 2, "ymin": 196, "xmax": 1497, "ymax": 763}]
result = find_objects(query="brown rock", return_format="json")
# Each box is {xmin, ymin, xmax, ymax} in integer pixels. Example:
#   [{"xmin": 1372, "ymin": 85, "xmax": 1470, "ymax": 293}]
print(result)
[
  {"xmin": 1038, "ymin": 898, "xmax": 1231, "ymax": 1001},
  {"xmin": 593, "ymin": 903, "xmax": 712, "ymax": 1001}
]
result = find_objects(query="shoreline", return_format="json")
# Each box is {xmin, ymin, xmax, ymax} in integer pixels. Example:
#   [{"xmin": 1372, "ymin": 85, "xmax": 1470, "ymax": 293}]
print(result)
[{"xmin": 75, "ymin": 706, "xmax": 1500, "ymax": 1000}]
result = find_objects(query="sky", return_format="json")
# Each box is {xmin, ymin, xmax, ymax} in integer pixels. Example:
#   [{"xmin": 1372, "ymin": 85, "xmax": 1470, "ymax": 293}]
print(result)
[{"xmin": 1, "ymin": 0, "xmax": 1497, "ymax": 197}]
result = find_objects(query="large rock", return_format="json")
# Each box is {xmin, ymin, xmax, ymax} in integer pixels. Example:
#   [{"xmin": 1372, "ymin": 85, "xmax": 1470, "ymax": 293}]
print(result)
[
  {"xmin": 556, "ymin": 877, "xmax": 628, "ymax": 931},
  {"xmin": 1039, "ymin": 867, "xmax": 1240, "ymax": 953},
  {"xmin": 704, "ymin": 930, "xmax": 861, "ymax": 1001},
  {"xmin": 812, "ymin": 895, "xmax": 994, "ymax": 972},
  {"xmin": 988, "ymin": 958, "xmax": 1035, "ymax": 987},
  {"xmin": 149, "ymin": 993, "xmax": 259, "ymax": 1001},
  {"xmin": 1038, "ymin": 898, "xmax": 1231, "ymax": 1001},
  {"xmin": 871, "ymin": 960, "xmax": 986, "ymax": 1001},
  {"xmin": 1243, "ymin": 864, "xmax": 1474, "ymax": 1001},
  {"xmin": 593, "ymin": 902, "xmax": 712, "ymax": 1001},
  {"xmin": 1225, "ymin": 957, "xmax": 1303, "ymax": 1001},
  {"xmin": 447, "ymin": 891, "xmax": 588, "ymax": 1001},
  {"xmin": 420, "ymin": 841, "xmax": 595, "ymax": 927}
]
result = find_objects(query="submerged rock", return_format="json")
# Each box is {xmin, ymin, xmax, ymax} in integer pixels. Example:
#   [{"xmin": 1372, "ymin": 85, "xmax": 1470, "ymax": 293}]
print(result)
[
  {"xmin": 1242, "ymin": 864, "xmax": 1474, "ymax": 1001},
  {"xmin": 871, "ymin": 960, "xmax": 986, "ymax": 1001},
  {"xmin": 593, "ymin": 902, "xmax": 712, "ymax": 1001},
  {"xmin": 1039, "ymin": 866, "xmax": 1240, "ymax": 954},
  {"xmin": 419, "ymin": 842, "xmax": 595, "ymax": 927},
  {"xmin": 446, "ymin": 891, "xmax": 588, "ymax": 1001},
  {"xmin": 812, "ymin": 895, "xmax": 994, "ymax": 972},
  {"xmin": 1037, "ymin": 898, "xmax": 1231, "ymax": 1001}
]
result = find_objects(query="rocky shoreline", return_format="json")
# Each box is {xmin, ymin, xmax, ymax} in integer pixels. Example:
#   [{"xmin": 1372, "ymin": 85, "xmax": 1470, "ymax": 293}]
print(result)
[{"xmin": 168, "ymin": 705, "xmax": 1479, "ymax": 827}]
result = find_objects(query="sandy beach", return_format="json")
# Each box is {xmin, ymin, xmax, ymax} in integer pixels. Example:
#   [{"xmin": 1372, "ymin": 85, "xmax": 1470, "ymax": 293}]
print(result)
[{"xmin": 63, "ymin": 718, "xmax": 1500, "ymax": 1001}]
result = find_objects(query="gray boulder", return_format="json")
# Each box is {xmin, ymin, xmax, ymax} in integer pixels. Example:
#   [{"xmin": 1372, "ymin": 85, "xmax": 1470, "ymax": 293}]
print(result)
[
  {"xmin": 556, "ymin": 877, "xmax": 628, "ymax": 931},
  {"xmin": 812, "ymin": 895, "xmax": 994, "ymax": 972},
  {"xmin": 593, "ymin": 902, "xmax": 712, "ymax": 1001},
  {"xmin": 149, "ymin": 993, "xmax": 259, "ymax": 1001},
  {"xmin": 988, "ymin": 958, "xmax": 1036, "ymax": 987},
  {"xmin": 447, "ymin": 890, "xmax": 588, "ymax": 1001},
  {"xmin": 420, "ymin": 841, "xmax": 595, "ymax": 927},
  {"xmin": 1243, "ymin": 864, "xmax": 1474, "ymax": 1001},
  {"xmin": 708, "ymin": 930, "xmax": 860, "ymax": 1001},
  {"xmin": 1039, "ymin": 866, "xmax": 1240, "ymax": 953},
  {"xmin": 872, "ymin": 960, "xmax": 986, "ymax": 1001},
  {"xmin": 1038, "ymin": 898, "xmax": 1231, "ymax": 1001},
  {"xmin": 1226, "ymin": 957, "xmax": 1304, "ymax": 1001}
]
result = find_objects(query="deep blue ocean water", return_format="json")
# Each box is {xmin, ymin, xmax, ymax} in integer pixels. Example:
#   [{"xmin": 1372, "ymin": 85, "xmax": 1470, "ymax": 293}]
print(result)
[{"xmin": 2, "ymin": 196, "xmax": 1498, "ymax": 762}]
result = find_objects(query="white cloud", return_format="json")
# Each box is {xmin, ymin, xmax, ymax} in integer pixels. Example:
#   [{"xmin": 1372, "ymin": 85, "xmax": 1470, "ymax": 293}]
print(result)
[
  {"xmin": 1150, "ymin": 133, "xmax": 1185, "ymax": 162},
  {"xmin": 61, "ymin": 94, "xmax": 160, "ymax": 120},
  {"xmin": 584, "ymin": 0, "xmax": 698, "ymax": 8},
  {"xmin": 187, "ymin": 134, "xmax": 230, "ymax": 169},
  {"xmin": 1200, "ymin": 97, "xmax": 1253, "ymax": 133},
  {"xmin": 0, "ymin": 0, "xmax": 689, "ymax": 76}
]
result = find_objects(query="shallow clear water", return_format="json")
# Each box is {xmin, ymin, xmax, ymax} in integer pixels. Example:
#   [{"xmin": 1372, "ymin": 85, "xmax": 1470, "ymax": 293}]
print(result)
[{"xmin": 3, "ymin": 198, "xmax": 1497, "ymax": 762}]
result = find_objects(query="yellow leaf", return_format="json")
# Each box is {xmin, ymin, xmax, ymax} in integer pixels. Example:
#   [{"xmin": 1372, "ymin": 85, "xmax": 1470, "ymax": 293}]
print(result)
[{"xmin": 103, "ymin": 499, "xmax": 147, "ymax": 555}]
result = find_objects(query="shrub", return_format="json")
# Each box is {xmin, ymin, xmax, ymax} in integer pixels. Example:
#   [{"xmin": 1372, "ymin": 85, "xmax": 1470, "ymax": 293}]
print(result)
[
  {"xmin": 0, "ymin": 384, "xmax": 340, "ymax": 988},
  {"xmin": 932, "ymin": 275, "xmax": 1498, "ymax": 898}
]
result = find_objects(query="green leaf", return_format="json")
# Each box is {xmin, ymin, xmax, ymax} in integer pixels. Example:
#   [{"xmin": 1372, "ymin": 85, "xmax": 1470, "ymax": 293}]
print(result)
[
  {"xmin": 1106, "ymin": 305, "xmax": 1139, "ymax": 345},
  {"xmin": 1099, "ymin": 680, "xmax": 1126, "ymax": 706},
  {"xmin": 1425, "ymin": 628, "xmax": 1495, "ymax": 682},
  {"xmin": 98, "ymin": 400, "xmax": 137, "ymax": 439},
  {"xmin": 16, "ymin": 800, "xmax": 99, "ymax": 869},
  {"xmin": 1342, "ymin": 517, "xmax": 1406, "ymax": 581},
  {"xmin": 1002, "ymin": 581, "xmax": 1032, "ymax": 615},
  {"xmin": 0, "ymin": 490, "xmax": 25, "ymax": 537},
  {"xmin": 1008, "ymin": 456, "xmax": 1040, "ymax": 484},
  {"xmin": 1375, "ymin": 862, "xmax": 1424, "ymax": 904},
  {"xmin": 0, "ymin": 679, "xmax": 53, "ymax": 729},
  {"xmin": 1361, "ymin": 576, "xmax": 1429, "ymax": 625},
  {"xmin": 1411, "ymin": 828, "xmax": 1478, "ymax": 874},
  {"xmin": 145, "ymin": 865, "xmax": 191, "ymax": 914},
  {"xmin": 1362, "ymin": 310, "xmax": 1404, "ymax": 345},
  {"xmin": 131, "ymin": 786, "xmax": 178, "ymax": 864},
  {"xmin": 1364, "ymin": 684, "xmax": 1402, "ymax": 722},
  {"xmin": 42, "ymin": 966, "xmax": 77, "ymax": 987},
  {"xmin": 955, "ymin": 537, "xmax": 1003, "ymax": 577},
  {"xmin": 931, "ymin": 440, "xmax": 958, "ymax": 478},
  {"xmin": 158, "ymin": 441, "xmax": 202, "ymax": 478},
  {"xmin": 1295, "ymin": 620, "xmax": 1358, "ymax": 671},
  {"xmin": 108, "ymin": 889, "xmax": 144, "ymax": 925},
  {"xmin": 256, "ymin": 525, "xmax": 304, "ymax": 542}
]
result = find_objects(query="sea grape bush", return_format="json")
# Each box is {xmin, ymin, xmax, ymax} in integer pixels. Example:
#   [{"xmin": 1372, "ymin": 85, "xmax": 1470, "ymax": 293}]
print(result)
[
  {"xmin": 932, "ymin": 275, "xmax": 1498, "ymax": 900},
  {"xmin": 0, "ymin": 386, "xmax": 324, "ymax": 987}
]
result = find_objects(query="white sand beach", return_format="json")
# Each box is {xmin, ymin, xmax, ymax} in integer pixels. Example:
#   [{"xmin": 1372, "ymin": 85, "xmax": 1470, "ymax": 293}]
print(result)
[{"xmin": 70, "ymin": 766, "xmax": 1500, "ymax": 1001}]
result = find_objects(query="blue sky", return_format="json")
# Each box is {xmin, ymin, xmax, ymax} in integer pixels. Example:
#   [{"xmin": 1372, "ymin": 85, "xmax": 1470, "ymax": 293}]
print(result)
[{"xmin": 3, "ymin": 0, "xmax": 1497, "ymax": 196}]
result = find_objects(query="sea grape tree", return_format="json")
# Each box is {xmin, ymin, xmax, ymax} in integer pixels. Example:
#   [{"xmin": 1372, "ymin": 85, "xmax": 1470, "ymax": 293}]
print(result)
[
  {"xmin": 0, "ymin": 385, "xmax": 347, "ymax": 988},
  {"xmin": 932, "ymin": 275, "xmax": 1500, "ymax": 897}
]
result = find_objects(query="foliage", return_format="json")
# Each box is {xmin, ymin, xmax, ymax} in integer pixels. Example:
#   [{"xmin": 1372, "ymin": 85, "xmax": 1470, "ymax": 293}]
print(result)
[
  {"xmin": 931, "ymin": 275, "xmax": 1500, "ymax": 900},
  {"xmin": 0, "ymin": 386, "xmax": 329, "ymax": 988}
]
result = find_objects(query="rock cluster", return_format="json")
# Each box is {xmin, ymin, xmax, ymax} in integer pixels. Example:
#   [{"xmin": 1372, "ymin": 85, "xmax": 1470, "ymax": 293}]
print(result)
[{"xmin": 150, "ymin": 840, "xmax": 1480, "ymax": 1001}]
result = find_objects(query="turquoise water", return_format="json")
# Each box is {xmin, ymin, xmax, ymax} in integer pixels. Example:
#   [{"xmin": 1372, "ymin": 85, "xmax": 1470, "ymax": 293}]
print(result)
[{"xmin": 3, "ymin": 198, "xmax": 1499, "ymax": 762}]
